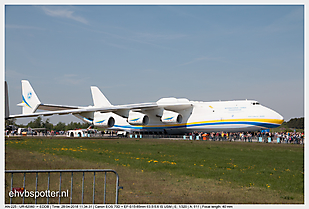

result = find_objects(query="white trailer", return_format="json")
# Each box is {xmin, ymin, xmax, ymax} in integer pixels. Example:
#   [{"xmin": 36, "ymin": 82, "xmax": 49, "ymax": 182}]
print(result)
[
  {"xmin": 117, "ymin": 131, "xmax": 127, "ymax": 137},
  {"xmin": 67, "ymin": 129, "xmax": 88, "ymax": 137},
  {"xmin": 17, "ymin": 128, "xmax": 29, "ymax": 135}
]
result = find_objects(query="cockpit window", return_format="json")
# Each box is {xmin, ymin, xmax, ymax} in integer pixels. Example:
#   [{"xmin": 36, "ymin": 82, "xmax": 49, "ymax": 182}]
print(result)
[{"xmin": 252, "ymin": 102, "xmax": 260, "ymax": 105}]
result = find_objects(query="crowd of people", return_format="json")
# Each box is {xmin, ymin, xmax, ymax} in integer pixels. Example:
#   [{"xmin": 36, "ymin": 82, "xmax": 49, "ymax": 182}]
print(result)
[{"xmin": 186, "ymin": 131, "xmax": 304, "ymax": 144}]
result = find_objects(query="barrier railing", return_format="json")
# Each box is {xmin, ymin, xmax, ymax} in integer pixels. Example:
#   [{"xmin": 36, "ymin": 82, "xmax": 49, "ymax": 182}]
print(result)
[{"xmin": 5, "ymin": 169, "xmax": 122, "ymax": 204}]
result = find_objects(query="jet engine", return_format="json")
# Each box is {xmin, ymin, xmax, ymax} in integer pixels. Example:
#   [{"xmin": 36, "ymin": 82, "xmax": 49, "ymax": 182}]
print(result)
[
  {"xmin": 161, "ymin": 110, "xmax": 182, "ymax": 124},
  {"xmin": 128, "ymin": 111, "xmax": 149, "ymax": 125},
  {"xmin": 93, "ymin": 112, "xmax": 115, "ymax": 128}
]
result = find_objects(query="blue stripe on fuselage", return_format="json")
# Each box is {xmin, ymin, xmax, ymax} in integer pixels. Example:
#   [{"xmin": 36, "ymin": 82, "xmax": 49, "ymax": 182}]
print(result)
[{"xmin": 113, "ymin": 121, "xmax": 280, "ymax": 130}]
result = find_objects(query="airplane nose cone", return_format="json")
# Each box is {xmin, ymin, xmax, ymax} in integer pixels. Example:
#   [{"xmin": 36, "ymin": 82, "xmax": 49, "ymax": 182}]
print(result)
[
  {"xmin": 275, "ymin": 110, "xmax": 283, "ymax": 120},
  {"xmin": 278, "ymin": 113, "xmax": 284, "ymax": 121},
  {"xmin": 277, "ymin": 113, "xmax": 284, "ymax": 125},
  {"xmin": 269, "ymin": 109, "xmax": 284, "ymax": 124}
]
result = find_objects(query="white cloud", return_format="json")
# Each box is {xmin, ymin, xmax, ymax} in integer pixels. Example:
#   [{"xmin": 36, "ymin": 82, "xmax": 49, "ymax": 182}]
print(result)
[
  {"xmin": 6, "ymin": 69, "xmax": 27, "ymax": 78},
  {"xmin": 100, "ymin": 40, "xmax": 128, "ymax": 49},
  {"xmin": 6, "ymin": 24, "xmax": 46, "ymax": 30},
  {"xmin": 134, "ymin": 32, "xmax": 187, "ymax": 41},
  {"xmin": 41, "ymin": 6, "xmax": 88, "ymax": 24},
  {"xmin": 57, "ymin": 74, "xmax": 88, "ymax": 85},
  {"xmin": 263, "ymin": 7, "xmax": 303, "ymax": 34},
  {"xmin": 177, "ymin": 56, "xmax": 220, "ymax": 67}
]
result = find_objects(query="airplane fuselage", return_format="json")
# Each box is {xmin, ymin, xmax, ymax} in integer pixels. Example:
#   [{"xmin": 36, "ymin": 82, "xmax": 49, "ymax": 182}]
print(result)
[{"xmin": 90, "ymin": 100, "xmax": 283, "ymax": 134}]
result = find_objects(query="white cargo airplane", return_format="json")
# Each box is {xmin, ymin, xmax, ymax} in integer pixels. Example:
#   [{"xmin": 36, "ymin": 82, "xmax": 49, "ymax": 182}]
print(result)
[{"xmin": 7, "ymin": 80, "xmax": 284, "ymax": 134}]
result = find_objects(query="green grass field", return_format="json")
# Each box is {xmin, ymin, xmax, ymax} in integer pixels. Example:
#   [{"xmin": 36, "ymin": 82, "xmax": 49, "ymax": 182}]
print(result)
[{"xmin": 5, "ymin": 137, "xmax": 304, "ymax": 204}]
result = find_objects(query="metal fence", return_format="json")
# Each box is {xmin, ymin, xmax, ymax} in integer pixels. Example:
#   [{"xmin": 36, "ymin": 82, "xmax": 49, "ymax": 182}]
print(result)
[
  {"xmin": 128, "ymin": 134, "xmax": 303, "ymax": 144},
  {"xmin": 5, "ymin": 169, "xmax": 122, "ymax": 204},
  {"xmin": 128, "ymin": 134, "xmax": 277, "ymax": 142},
  {"xmin": 182, "ymin": 135, "xmax": 282, "ymax": 143}
]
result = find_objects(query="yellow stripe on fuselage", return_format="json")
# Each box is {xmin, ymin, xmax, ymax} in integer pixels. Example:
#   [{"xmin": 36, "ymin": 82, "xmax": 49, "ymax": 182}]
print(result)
[{"xmin": 131, "ymin": 118, "xmax": 284, "ymax": 128}]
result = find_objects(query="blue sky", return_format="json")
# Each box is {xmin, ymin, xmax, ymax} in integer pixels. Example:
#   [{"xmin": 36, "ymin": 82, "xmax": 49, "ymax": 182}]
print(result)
[{"xmin": 4, "ymin": 5, "xmax": 304, "ymax": 125}]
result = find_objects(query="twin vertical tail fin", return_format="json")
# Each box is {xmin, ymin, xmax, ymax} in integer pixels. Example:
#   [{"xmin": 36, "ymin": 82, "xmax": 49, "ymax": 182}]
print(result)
[
  {"xmin": 17, "ymin": 80, "xmax": 41, "ymax": 114},
  {"xmin": 90, "ymin": 86, "xmax": 115, "ymax": 128},
  {"xmin": 90, "ymin": 86, "xmax": 112, "ymax": 107}
]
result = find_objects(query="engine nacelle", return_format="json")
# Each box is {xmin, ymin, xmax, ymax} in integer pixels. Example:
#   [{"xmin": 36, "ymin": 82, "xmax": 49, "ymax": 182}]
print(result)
[
  {"xmin": 128, "ymin": 111, "xmax": 149, "ymax": 125},
  {"xmin": 93, "ymin": 112, "xmax": 115, "ymax": 128},
  {"xmin": 161, "ymin": 110, "xmax": 182, "ymax": 124}
]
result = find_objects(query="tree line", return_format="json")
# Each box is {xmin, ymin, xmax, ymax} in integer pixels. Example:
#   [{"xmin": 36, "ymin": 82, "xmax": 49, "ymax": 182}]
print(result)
[
  {"xmin": 280, "ymin": 117, "xmax": 304, "ymax": 130},
  {"xmin": 6, "ymin": 116, "xmax": 89, "ymax": 131}
]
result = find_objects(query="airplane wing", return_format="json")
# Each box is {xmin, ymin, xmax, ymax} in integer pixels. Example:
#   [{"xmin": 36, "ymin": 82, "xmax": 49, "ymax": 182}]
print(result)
[
  {"xmin": 7, "ymin": 80, "xmax": 193, "ymax": 121},
  {"xmin": 8, "ymin": 102, "xmax": 192, "ymax": 119},
  {"xmin": 8, "ymin": 103, "xmax": 156, "ymax": 118}
]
